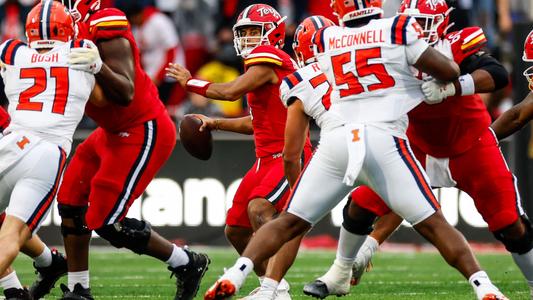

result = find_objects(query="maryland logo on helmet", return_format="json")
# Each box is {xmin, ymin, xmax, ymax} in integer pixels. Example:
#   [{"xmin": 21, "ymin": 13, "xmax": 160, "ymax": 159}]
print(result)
[{"xmin": 522, "ymin": 29, "xmax": 533, "ymax": 90}]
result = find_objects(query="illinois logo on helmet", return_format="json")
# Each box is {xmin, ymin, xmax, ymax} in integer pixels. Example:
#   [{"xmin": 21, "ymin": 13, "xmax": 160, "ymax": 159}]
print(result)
[
  {"xmin": 233, "ymin": 4, "xmax": 287, "ymax": 58},
  {"xmin": 523, "ymin": 29, "xmax": 533, "ymax": 90},
  {"xmin": 398, "ymin": 0, "xmax": 452, "ymax": 45},
  {"xmin": 293, "ymin": 16, "xmax": 335, "ymax": 68},
  {"xmin": 330, "ymin": 0, "xmax": 383, "ymax": 25},
  {"xmin": 25, "ymin": 0, "xmax": 75, "ymax": 49},
  {"xmin": 61, "ymin": 0, "xmax": 101, "ymax": 22}
]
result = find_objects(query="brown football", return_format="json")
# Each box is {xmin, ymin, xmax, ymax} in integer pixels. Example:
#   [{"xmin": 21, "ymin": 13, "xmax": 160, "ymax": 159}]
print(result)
[{"xmin": 179, "ymin": 115, "xmax": 213, "ymax": 160}]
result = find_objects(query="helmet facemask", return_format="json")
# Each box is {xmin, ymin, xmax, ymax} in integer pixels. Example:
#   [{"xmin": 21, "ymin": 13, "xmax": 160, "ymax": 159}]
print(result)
[
  {"xmin": 61, "ymin": 0, "xmax": 101, "ymax": 22},
  {"xmin": 233, "ymin": 15, "xmax": 287, "ymax": 58}
]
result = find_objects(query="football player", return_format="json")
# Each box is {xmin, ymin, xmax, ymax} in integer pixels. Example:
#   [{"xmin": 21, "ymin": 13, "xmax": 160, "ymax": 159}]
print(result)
[
  {"xmin": 166, "ymin": 4, "xmax": 313, "ymax": 299},
  {"xmin": 0, "ymin": 1, "xmax": 95, "ymax": 299},
  {"xmin": 491, "ymin": 29, "xmax": 533, "ymax": 141},
  {"xmin": 55, "ymin": 1, "xmax": 209, "ymax": 299},
  {"xmin": 0, "ymin": 107, "xmax": 68, "ymax": 300},
  {"xmin": 202, "ymin": 0, "xmax": 507, "ymax": 299},
  {"xmin": 308, "ymin": 0, "xmax": 528, "ymax": 298}
]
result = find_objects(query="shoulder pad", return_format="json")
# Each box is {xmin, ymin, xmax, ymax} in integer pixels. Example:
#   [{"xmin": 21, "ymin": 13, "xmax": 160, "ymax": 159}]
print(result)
[
  {"xmin": 88, "ymin": 8, "xmax": 130, "ymax": 42},
  {"xmin": 391, "ymin": 15, "xmax": 423, "ymax": 45},
  {"xmin": 446, "ymin": 27, "xmax": 487, "ymax": 64},
  {"xmin": 0, "ymin": 39, "xmax": 26, "ymax": 65},
  {"xmin": 244, "ymin": 45, "xmax": 285, "ymax": 68},
  {"xmin": 280, "ymin": 70, "xmax": 305, "ymax": 107}
]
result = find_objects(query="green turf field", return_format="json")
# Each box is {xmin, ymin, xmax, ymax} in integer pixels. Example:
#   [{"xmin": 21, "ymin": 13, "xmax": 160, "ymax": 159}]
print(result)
[{"xmin": 10, "ymin": 248, "xmax": 529, "ymax": 299}]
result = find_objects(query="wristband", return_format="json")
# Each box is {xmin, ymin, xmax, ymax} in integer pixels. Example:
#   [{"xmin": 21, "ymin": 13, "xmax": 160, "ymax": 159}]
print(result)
[
  {"xmin": 214, "ymin": 119, "xmax": 220, "ymax": 131},
  {"xmin": 186, "ymin": 79, "xmax": 212, "ymax": 97},
  {"xmin": 458, "ymin": 74, "xmax": 475, "ymax": 96}
]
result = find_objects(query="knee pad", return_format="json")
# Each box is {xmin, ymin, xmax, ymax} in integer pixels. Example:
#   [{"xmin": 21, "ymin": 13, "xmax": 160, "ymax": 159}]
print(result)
[
  {"xmin": 58, "ymin": 204, "xmax": 91, "ymax": 236},
  {"xmin": 493, "ymin": 216, "xmax": 533, "ymax": 255},
  {"xmin": 342, "ymin": 199, "xmax": 374, "ymax": 236},
  {"xmin": 95, "ymin": 218, "xmax": 152, "ymax": 255}
]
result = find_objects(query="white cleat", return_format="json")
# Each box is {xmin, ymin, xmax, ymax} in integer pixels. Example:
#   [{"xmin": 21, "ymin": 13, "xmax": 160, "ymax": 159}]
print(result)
[{"xmin": 303, "ymin": 259, "xmax": 352, "ymax": 298}]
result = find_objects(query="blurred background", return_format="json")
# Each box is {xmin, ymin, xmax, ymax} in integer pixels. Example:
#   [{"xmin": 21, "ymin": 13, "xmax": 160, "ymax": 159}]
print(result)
[{"xmin": 1, "ymin": 0, "xmax": 533, "ymax": 247}]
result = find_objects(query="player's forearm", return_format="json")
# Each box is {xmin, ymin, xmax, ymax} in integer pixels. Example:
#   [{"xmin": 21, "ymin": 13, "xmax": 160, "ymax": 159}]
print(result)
[
  {"xmin": 215, "ymin": 116, "xmax": 254, "ymax": 135},
  {"xmin": 491, "ymin": 106, "xmax": 523, "ymax": 140},
  {"xmin": 96, "ymin": 63, "xmax": 135, "ymax": 106},
  {"xmin": 283, "ymin": 159, "xmax": 301, "ymax": 188},
  {"xmin": 205, "ymin": 82, "xmax": 244, "ymax": 101}
]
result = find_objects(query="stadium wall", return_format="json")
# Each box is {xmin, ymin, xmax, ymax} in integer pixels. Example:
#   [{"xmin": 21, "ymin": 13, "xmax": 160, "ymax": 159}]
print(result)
[{"xmin": 38, "ymin": 131, "xmax": 531, "ymax": 246}]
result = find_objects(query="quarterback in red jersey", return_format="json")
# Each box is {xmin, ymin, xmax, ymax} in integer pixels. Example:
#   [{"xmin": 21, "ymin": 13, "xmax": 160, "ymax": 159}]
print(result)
[
  {"xmin": 55, "ymin": 1, "xmax": 209, "ymax": 300},
  {"xmin": 307, "ymin": 0, "xmax": 533, "ymax": 297},
  {"xmin": 166, "ymin": 3, "xmax": 312, "ymax": 297},
  {"xmin": 492, "ymin": 29, "xmax": 533, "ymax": 141}
]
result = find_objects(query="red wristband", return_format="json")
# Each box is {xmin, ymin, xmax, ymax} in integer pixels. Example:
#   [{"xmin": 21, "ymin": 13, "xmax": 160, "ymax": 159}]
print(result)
[{"xmin": 186, "ymin": 78, "xmax": 212, "ymax": 97}]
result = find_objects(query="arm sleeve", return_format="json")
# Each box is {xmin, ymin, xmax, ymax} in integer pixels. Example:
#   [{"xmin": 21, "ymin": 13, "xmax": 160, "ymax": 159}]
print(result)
[{"xmin": 460, "ymin": 51, "xmax": 509, "ymax": 90}]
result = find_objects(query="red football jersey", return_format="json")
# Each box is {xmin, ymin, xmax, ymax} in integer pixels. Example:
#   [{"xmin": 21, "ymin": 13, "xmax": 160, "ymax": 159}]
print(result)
[
  {"xmin": 0, "ymin": 106, "xmax": 10, "ymax": 132},
  {"xmin": 78, "ymin": 8, "xmax": 164, "ymax": 132},
  {"xmin": 243, "ymin": 45, "xmax": 310, "ymax": 157},
  {"xmin": 407, "ymin": 27, "xmax": 492, "ymax": 157}
]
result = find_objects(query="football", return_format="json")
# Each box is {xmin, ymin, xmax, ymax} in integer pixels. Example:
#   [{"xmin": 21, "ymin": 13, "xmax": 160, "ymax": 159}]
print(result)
[{"xmin": 179, "ymin": 115, "xmax": 213, "ymax": 160}]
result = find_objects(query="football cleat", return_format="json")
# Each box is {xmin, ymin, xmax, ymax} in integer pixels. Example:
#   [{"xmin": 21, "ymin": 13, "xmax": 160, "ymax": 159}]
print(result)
[
  {"xmin": 303, "ymin": 280, "xmax": 347, "ymax": 299},
  {"xmin": 481, "ymin": 294, "xmax": 509, "ymax": 300},
  {"xmin": 169, "ymin": 248, "xmax": 210, "ymax": 300},
  {"xmin": 351, "ymin": 259, "xmax": 373, "ymax": 286},
  {"xmin": 60, "ymin": 283, "xmax": 94, "ymax": 300},
  {"xmin": 3, "ymin": 287, "xmax": 32, "ymax": 300},
  {"xmin": 204, "ymin": 279, "xmax": 237, "ymax": 300},
  {"xmin": 29, "ymin": 249, "xmax": 68, "ymax": 299}
]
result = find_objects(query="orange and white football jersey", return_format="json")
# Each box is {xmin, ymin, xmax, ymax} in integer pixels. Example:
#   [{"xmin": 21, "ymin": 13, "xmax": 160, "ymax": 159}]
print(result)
[
  {"xmin": 0, "ymin": 39, "xmax": 94, "ymax": 154},
  {"xmin": 314, "ymin": 15, "xmax": 429, "ymax": 124},
  {"xmin": 280, "ymin": 62, "xmax": 344, "ymax": 133}
]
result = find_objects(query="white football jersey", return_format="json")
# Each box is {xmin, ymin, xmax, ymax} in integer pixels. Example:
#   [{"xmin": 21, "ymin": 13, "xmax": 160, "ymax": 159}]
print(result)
[
  {"xmin": 315, "ymin": 15, "xmax": 429, "ymax": 124},
  {"xmin": 279, "ymin": 62, "xmax": 344, "ymax": 134},
  {"xmin": 0, "ymin": 39, "xmax": 95, "ymax": 154}
]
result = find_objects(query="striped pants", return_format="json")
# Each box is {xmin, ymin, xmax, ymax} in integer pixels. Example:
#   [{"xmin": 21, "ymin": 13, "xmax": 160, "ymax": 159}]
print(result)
[
  {"xmin": 57, "ymin": 112, "xmax": 176, "ymax": 230},
  {"xmin": 287, "ymin": 124, "xmax": 439, "ymax": 226}
]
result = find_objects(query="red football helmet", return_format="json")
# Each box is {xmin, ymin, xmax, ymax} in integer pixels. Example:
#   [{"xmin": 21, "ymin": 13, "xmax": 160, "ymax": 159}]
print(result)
[
  {"xmin": 62, "ymin": 0, "xmax": 101, "ymax": 22},
  {"xmin": 398, "ymin": 0, "xmax": 452, "ymax": 45},
  {"xmin": 523, "ymin": 29, "xmax": 533, "ymax": 90},
  {"xmin": 293, "ymin": 16, "xmax": 335, "ymax": 68},
  {"xmin": 26, "ymin": 0, "xmax": 75, "ymax": 49},
  {"xmin": 233, "ymin": 4, "xmax": 287, "ymax": 58},
  {"xmin": 330, "ymin": 0, "xmax": 383, "ymax": 25}
]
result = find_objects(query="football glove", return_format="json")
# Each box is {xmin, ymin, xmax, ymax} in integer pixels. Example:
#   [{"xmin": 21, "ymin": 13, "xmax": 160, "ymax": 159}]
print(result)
[
  {"xmin": 421, "ymin": 80, "xmax": 456, "ymax": 105},
  {"xmin": 68, "ymin": 40, "xmax": 103, "ymax": 74}
]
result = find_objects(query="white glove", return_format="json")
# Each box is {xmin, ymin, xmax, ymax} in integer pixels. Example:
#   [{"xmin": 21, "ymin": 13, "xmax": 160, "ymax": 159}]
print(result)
[
  {"xmin": 421, "ymin": 80, "xmax": 456, "ymax": 104},
  {"xmin": 68, "ymin": 40, "xmax": 103, "ymax": 74}
]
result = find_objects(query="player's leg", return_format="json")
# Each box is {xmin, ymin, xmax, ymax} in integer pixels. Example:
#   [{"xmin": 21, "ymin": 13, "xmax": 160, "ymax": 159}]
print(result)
[
  {"xmin": 57, "ymin": 131, "xmax": 100, "ymax": 300},
  {"xmin": 205, "ymin": 128, "xmax": 354, "ymax": 299},
  {"xmin": 87, "ymin": 116, "xmax": 209, "ymax": 300},
  {"xmin": 1, "ymin": 265, "xmax": 31, "ymax": 300},
  {"xmin": 0, "ymin": 142, "xmax": 66, "ymax": 274},
  {"xmin": 21, "ymin": 233, "xmax": 68, "ymax": 299},
  {"xmin": 242, "ymin": 153, "xmax": 311, "ymax": 299},
  {"xmin": 450, "ymin": 128, "xmax": 533, "ymax": 295},
  {"xmin": 304, "ymin": 186, "xmax": 402, "ymax": 294},
  {"xmin": 367, "ymin": 132, "xmax": 506, "ymax": 299},
  {"xmin": 226, "ymin": 161, "xmax": 268, "ymax": 277}
]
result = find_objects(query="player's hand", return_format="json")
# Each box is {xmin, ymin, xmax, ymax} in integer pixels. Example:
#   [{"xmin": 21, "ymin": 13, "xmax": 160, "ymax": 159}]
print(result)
[
  {"xmin": 165, "ymin": 63, "xmax": 192, "ymax": 87},
  {"xmin": 68, "ymin": 40, "xmax": 103, "ymax": 74},
  {"xmin": 421, "ymin": 80, "xmax": 456, "ymax": 104},
  {"xmin": 186, "ymin": 114, "xmax": 215, "ymax": 132}
]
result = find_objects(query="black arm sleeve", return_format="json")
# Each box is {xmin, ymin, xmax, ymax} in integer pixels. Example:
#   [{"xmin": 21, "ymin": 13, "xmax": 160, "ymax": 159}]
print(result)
[{"xmin": 459, "ymin": 50, "xmax": 509, "ymax": 91}]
